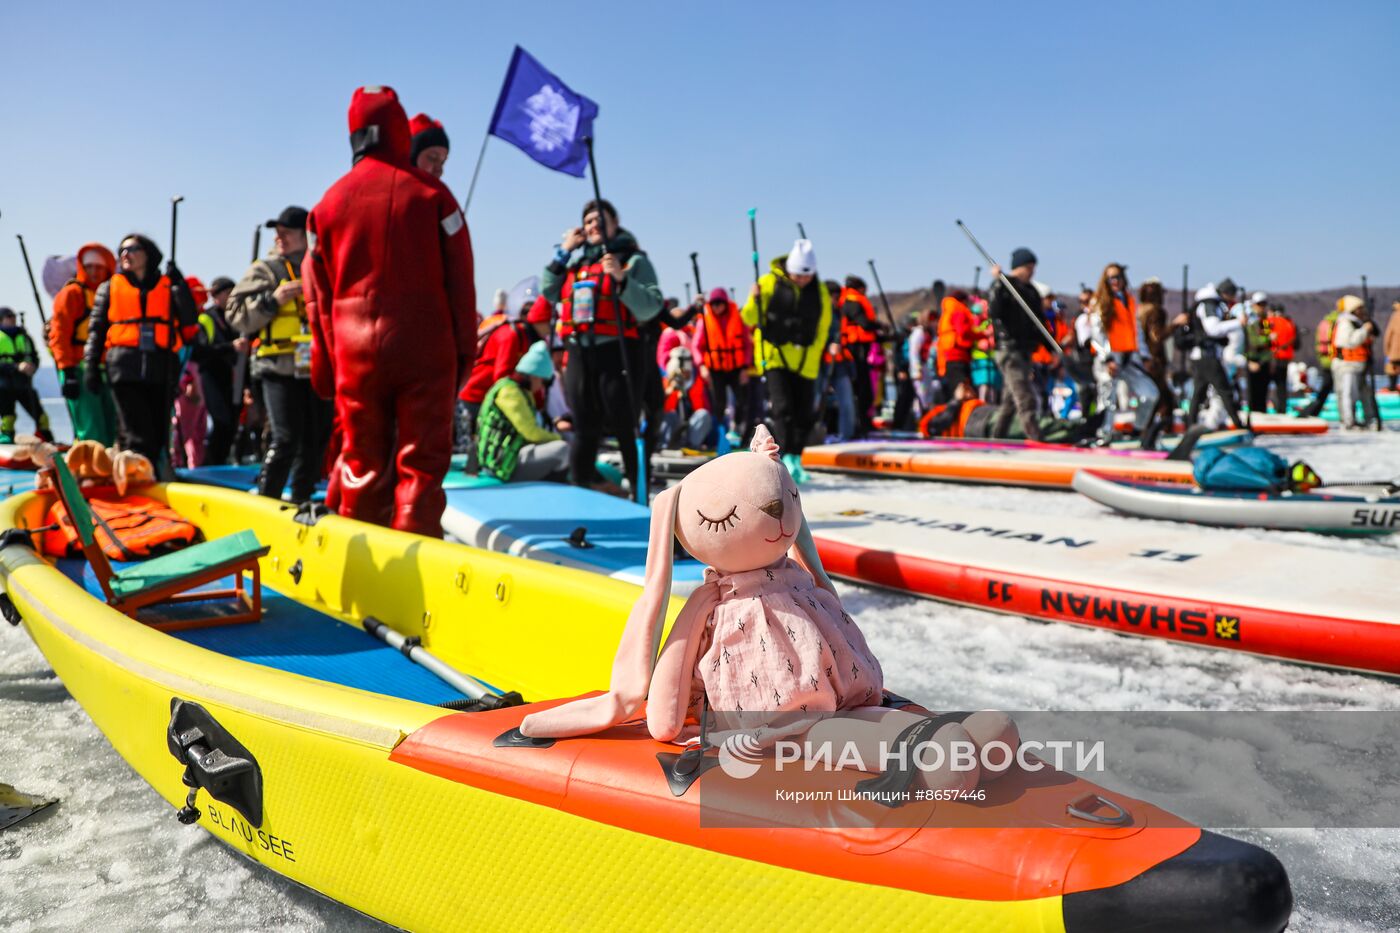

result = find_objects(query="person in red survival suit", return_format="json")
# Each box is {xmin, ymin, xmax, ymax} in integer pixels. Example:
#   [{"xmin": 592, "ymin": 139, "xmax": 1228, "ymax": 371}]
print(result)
[{"xmin": 303, "ymin": 86, "xmax": 476, "ymax": 536}]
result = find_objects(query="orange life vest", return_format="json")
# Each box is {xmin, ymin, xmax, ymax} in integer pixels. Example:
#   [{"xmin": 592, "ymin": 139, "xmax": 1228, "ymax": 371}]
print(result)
[
  {"xmin": 918, "ymin": 397, "xmax": 985, "ymax": 439},
  {"xmin": 1267, "ymin": 315, "xmax": 1297, "ymax": 361},
  {"xmin": 838, "ymin": 288, "xmax": 880, "ymax": 346},
  {"xmin": 936, "ymin": 297, "xmax": 975, "ymax": 374},
  {"xmin": 1104, "ymin": 294, "xmax": 1138, "ymax": 353},
  {"xmin": 559, "ymin": 257, "xmax": 639, "ymax": 340},
  {"xmin": 105, "ymin": 274, "xmax": 181, "ymax": 352},
  {"xmin": 43, "ymin": 492, "xmax": 198, "ymax": 561},
  {"xmin": 699, "ymin": 302, "xmax": 748, "ymax": 372},
  {"xmin": 1334, "ymin": 314, "xmax": 1373, "ymax": 363},
  {"xmin": 1315, "ymin": 313, "xmax": 1339, "ymax": 361}
]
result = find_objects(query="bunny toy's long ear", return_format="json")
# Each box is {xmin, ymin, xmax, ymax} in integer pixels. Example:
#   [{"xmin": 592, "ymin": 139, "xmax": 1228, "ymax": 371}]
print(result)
[
  {"xmin": 519, "ymin": 483, "xmax": 683, "ymax": 739},
  {"xmin": 792, "ymin": 514, "xmax": 838, "ymax": 598}
]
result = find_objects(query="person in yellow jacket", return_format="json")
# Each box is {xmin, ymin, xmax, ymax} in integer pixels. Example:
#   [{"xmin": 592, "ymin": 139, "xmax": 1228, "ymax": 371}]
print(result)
[
  {"xmin": 228, "ymin": 206, "xmax": 333, "ymax": 504},
  {"xmin": 741, "ymin": 238, "xmax": 831, "ymax": 481}
]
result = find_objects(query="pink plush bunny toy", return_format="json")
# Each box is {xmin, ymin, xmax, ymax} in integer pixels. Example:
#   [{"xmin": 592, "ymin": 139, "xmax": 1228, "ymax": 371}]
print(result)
[{"xmin": 519, "ymin": 426, "xmax": 1016, "ymax": 798}]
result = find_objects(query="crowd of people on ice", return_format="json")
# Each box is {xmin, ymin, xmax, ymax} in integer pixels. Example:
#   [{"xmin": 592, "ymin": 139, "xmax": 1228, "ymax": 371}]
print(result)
[{"xmin": 6, "ymin": 85, "xmax": 1399, "ymax": 537}]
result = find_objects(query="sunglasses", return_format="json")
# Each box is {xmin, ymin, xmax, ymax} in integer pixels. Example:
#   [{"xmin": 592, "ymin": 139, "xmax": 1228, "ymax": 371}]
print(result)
[{"xmin": 119, "ymin": 244, "xmax": 145, "ymax": 255}]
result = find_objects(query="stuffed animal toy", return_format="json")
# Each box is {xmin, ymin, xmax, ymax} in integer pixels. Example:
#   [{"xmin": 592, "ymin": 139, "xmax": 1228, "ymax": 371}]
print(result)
[
  {"xmin": 521, "ymin": 425, "xmax": 1016, "ymax": 795},
  {"xmin": 31, "ymin": 440, "xmax": 154, "ymax": 497}
]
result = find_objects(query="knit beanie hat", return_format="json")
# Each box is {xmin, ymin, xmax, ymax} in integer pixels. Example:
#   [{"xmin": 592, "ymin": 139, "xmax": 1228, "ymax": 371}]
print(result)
[
  {"xmin": 785, "ymin": 239, "xmax": 817, "ymax": 276},
  {"xmin": 526, "ymin": 295, "xmax": 553, "ymax": 324},
  {"xmin": 408, "ymin": 113, "xmax": 449, "ymax": 163},
  {"xmin": 515, "ymin": 340, "xmax": 555, "ymax": 379},
  {"xmin": 707, "ymin": 287, "xmax": 729, "ymax": 304},
  {"xmin": 1010, "ymin": 247, "xmax": 1037, "ymax": 269}
]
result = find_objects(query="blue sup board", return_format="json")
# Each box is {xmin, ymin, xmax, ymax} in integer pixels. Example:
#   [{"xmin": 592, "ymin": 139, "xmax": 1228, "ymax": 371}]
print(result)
[{"xmin": 441, "ymin": 483, "xmax": 705, "ymax": 594}]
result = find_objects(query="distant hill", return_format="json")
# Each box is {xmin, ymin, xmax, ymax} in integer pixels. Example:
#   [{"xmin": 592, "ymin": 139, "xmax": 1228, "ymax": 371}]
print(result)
[{"xmin": 879, "ymin": 283, "xmax": 1398, "ymax": 366}]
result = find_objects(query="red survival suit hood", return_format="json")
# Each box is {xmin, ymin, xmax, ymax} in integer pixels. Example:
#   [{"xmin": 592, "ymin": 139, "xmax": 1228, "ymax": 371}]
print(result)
[{"xmin": 348, "ymin": 86, "xmax": 411, "ymax": 166}]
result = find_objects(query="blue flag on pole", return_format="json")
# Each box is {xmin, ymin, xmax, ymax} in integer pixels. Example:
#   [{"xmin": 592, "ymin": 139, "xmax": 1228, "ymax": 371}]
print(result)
[{"xmin": 487, "ymin": 46, "xmax": 598, "ymax": 178}]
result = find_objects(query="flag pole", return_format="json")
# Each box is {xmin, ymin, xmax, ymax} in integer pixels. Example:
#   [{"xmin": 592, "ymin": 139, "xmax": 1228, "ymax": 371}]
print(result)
[
  {"xmin": 462, "ymin": 131, "xmax": 491, "ymax": 215},
  {"xmin": 583, "ymin": 136, "xmax": 647, "ymax": 503}
]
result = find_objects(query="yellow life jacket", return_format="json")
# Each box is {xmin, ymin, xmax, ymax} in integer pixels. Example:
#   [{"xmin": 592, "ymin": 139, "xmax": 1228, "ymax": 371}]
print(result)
[{"xmin": 255, "ymin": 258, "xmax": 310, "ymax": 358}]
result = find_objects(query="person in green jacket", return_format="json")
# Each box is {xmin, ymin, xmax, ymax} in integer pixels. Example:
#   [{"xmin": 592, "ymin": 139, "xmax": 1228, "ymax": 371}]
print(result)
[
  {"xmin": 0, "ymin": 307, "xmax": 51, "ymax": 442},
  {"xmin": 477, "ymin": 341, "xmax": 569, "ymax": 483},
  {"xmin": 741, "ymin": 238, "xmax": 831, "ymax": 481}
]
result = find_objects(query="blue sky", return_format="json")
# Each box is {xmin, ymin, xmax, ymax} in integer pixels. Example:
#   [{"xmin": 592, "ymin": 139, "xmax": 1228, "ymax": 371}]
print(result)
[{"xmin": 2, "ymin": 0, "xmax": 1396, "ymax": 316}]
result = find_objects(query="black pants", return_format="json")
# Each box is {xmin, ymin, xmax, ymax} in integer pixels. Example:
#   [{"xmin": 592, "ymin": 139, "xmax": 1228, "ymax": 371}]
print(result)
[
  {"xmin": 564, "ymin": 339, "xmax": 644, "ymax": 488},
  {"xmin": 111, "ymin": 380, "xmax": 174, "ymax": 466},
  {"xmin": 708, "ymin": 368, "xmax": 751, "ymax": 440},
  {"xmin": 1268, "ymin": 359, "xmax": 1290, "ymax": 415},
  {"xmin": 938, "ymin": 360, "xmax": 972, "ymax": 403},
  {"xmin": 764, "ymin": 368, "xmax": 815, "ymax": 456},
  {"xmin": 260, "ymin": 372, "xmax": 334, "ymax": 503},
  {"xmin": 199, "ymin": 361, "xmax": 238, "ymax": 465},
  {"xmin": 0, "ymin": 378, "xmax": 47, "ymax": 435},
  {"xmin": 1301, "ymin": 368, "xmax": 1333, "ymax": 416},
  {"xmin": 1187, "ymin": 356, "xmax": 1244, "ymax": 429},
  {"xmin": 1246, "ymin": 364, "xmax": 1272, "ymax": 413},
  {"xmin": 850, "ymin": 342, "xmax": 873, "ymax": 436},
  {"xmin": 892, "ymin": 372, "xmax": 916, "ymax": 431}
]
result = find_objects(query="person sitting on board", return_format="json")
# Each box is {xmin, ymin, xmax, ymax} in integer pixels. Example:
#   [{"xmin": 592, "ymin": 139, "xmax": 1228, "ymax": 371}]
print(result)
[
  {"xmin": 477, "ymin": 341, "xmax": 569, "ymax": 484},
  {"xmin": 460, "ymin": 288, "xmax": 534, "ymax": 470},
  {"xmin": 0, "ymin": 307, "xmax": 52, "ymax": 443},
  {"xmin": 919, "ymin": 379, "xmax": 1104, "ymax": 444},
  {"xmin": 658, "ymin": 346, "xmax": 713, "ymax": 451}
]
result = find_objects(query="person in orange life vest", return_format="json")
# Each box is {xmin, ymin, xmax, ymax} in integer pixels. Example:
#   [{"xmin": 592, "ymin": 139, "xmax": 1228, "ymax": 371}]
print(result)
[
  {"xmin": 1086, "ymin": 263, "xmax": 1141, "ymax": 429},
  {"xmin": 540, "ymin": 198, "xmax": 664, "ymax": 491},
  {"xmin": 50, "ymin": 242, "xmax": 119, "ymax": 444},
  {"xmin": 692, "ymin": 286, "xmax": 753, "ymax": 443},
  {"xmin": 837, "ymin": 275, "xmax": 882, "ymax": 437},
  {"xmin": 658, "ymin": 345, "xmax": 713, "ymax": 450},
  {"xmin": 817, "ymin": 279, "xmax": 859, "ymax": 440},
  {"xmin": 82, "ymin": 234, "xmax": 197, "ymax": 468},
  {"xmin": 304, "ymin": 86, "xmax": 477, "ymax": 535},
  {"xmin": 918, "ymin": 380, "xmax": 988, "ymax": 438},
  {"xmin": 935, "ymin": 287, "xmax": 977, "ymax": 403},
  {"xmin": 1331, "ymin": 295, "xmax": 1376, "ymax": 430},
  {"xmin": 409, "ymin": 113, "xmax": 449, "ymax": 179},
  {"xmin": 1262, "ymin": 300, "xmax": 1298, "ymax": 414},
  {"xmin": 228, "ymin": 206, "xmax": 334, "ymax": 504}
]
